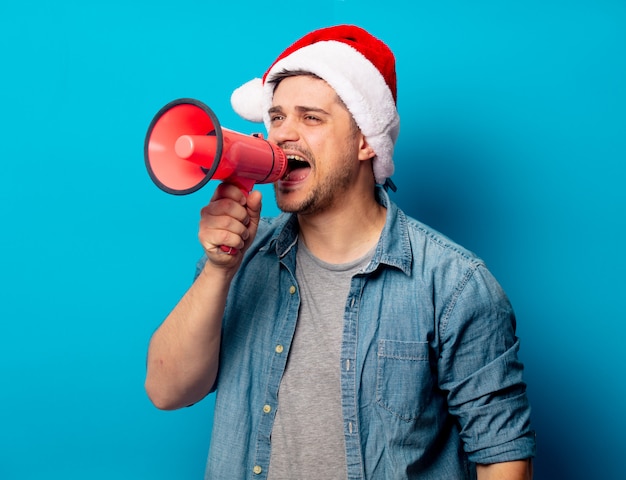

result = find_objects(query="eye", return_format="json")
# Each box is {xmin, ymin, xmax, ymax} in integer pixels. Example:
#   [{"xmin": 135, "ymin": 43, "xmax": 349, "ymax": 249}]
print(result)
[
  {"xmin": 270, "ymin": 113, "xmax": 285, "ymax": 124},
  {"xmin": 303, "ymin": 114, "xmax": 322, "ymax": 124}
]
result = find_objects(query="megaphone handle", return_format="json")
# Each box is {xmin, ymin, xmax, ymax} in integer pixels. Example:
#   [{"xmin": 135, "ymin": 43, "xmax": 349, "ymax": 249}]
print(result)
[{"xmin": 219, "ymin": 177, "xmax": 256, "ymax": 255}]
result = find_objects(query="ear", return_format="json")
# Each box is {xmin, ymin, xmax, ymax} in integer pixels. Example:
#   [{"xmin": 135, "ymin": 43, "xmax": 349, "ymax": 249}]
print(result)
[{"xmin": 358, "ymin": 134, "xmax": 376, "ymax": 161}]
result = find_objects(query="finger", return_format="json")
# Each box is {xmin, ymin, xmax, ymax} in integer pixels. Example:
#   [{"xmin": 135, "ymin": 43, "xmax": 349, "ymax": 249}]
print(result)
[
  {"xmin": 203, "ymin": 230, "xmax": 246, "ymax": 253},
  {"xmin": 199, "ymin": 186, "xmax": 261, "ymax": 260},
  {"xmin": 201, "ymin": 197, "xmax": 251, "ymax": 226},
  {"xmin": 200, "ymin": 214, "xmax": 250, "ymax": 242},
  {"xmin": 211, "ymin": 182, "xmax": 248, "ymax": 206}
]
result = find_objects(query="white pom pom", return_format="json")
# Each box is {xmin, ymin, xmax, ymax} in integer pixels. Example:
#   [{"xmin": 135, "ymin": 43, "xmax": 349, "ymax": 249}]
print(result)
[{"xmin": 230, "ymin": 78, "xmax": 264, "ymax": 123}]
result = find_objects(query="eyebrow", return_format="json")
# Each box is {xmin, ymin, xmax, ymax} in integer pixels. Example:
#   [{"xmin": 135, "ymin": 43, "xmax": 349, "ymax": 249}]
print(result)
[{"xmin": 268, "ymin": 105, "xmax": 331, "ymax": 116}]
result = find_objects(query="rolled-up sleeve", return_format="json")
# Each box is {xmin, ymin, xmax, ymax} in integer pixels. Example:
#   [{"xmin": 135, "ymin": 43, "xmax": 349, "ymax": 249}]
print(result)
[{"xmin": 437, "ymin": 263, "xmax": 536, "ymax": 464}]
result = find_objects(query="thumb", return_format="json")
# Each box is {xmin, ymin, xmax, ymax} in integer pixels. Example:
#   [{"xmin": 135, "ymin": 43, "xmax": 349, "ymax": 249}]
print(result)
[
  {"xmin": 243, "ymin": 190, "xmax": 263, "ymax": 244},
  {"xmin": 247, "ymin": 190, "xmax": 263, "ymax": 222}
]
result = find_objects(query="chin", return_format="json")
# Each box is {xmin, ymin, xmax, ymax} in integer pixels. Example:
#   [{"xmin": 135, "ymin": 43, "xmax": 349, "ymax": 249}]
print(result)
[
  {"xmin": 275, "ymin": 194, "xmax": 313, "ymax": 214},
  {"xmin": 275, "ymin": 185, "xmax": 303, "ymax": 209},
  {"xmin": 275, "ymin": 198, "xmax": 301, "ymax": 214}
]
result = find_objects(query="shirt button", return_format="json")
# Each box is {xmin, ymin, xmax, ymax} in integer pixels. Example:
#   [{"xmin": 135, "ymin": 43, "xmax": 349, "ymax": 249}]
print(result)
[
  {"xmin": 275, "ymin": 344, "xmax": 284, "ymax": 354},
  {"xmin": 289, "ymin": 285, "xmax": 296, "ymax": 294},
  {"xmin": 263, "ymin": 404, "xmax": 272, "ymax": 414},
  {"xmin": 253, "ymin": 465, "xmax": 262, "ymax": 475}
]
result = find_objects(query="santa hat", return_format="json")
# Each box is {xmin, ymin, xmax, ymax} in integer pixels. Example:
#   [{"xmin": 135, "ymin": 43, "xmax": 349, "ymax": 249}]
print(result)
[{"xmin": 230, "ymin": 24, "xmax": 400, "ymax": 185}]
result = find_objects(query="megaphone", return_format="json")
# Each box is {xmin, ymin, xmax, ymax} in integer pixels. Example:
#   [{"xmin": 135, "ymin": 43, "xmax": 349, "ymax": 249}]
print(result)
[{"xmin": 144, "ymin": 98, "xmax": 287, "ymax": 196}]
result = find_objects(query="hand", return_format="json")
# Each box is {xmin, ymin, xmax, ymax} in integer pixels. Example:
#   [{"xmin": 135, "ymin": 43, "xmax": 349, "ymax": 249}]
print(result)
[{"xmin": 198, "ymin": 182, "xmax": 262, "ymax": 269}]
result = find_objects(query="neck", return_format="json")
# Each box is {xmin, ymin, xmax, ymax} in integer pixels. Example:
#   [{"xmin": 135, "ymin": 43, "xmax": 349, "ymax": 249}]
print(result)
[{"xmin": 297, "ymin": 186, "xmax": 386, "ymax": 264}]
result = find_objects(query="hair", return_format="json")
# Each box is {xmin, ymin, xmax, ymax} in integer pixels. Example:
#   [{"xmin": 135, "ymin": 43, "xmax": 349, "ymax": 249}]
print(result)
[{"xmin": 268, "ymin": 69, "xmax": 360, "ymax": 134}]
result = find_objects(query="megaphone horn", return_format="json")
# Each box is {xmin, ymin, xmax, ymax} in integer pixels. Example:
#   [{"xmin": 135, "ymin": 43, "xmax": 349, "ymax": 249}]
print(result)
[{"xmin": 144, "ymin": 98, "xmax": 287, "ymax": 196}]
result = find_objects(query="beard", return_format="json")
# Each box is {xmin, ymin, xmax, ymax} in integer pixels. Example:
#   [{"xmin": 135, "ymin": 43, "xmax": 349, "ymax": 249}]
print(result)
[{"xmin": 274, "ymin": 149, "xmax": 355, "ymax": 216}]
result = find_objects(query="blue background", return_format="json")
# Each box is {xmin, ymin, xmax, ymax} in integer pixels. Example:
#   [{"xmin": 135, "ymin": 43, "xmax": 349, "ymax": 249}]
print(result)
[{"xmin": 1, "ymin": 1, "xmax": 624, "ymax": 478}]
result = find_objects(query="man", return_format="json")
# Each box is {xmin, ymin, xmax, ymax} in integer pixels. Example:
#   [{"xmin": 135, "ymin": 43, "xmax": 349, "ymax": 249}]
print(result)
[{"xmin": 145, "ymin": 25, "xmax": 535, "ymax": 479}]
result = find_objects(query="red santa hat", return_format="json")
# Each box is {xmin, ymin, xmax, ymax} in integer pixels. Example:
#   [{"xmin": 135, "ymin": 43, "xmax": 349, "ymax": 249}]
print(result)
[{"xmin": 230, "ymin": 24, "xmax": 400, "ymax": 185}]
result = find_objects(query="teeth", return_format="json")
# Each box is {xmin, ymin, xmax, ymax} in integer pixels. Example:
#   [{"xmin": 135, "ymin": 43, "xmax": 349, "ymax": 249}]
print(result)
[
  {"xmin": 282, "ymin": 155, "xmax": 310, "ymax": 181},
  {"xmin": 287, "ymin": 155, "xmax": 310, "ymax": 170}
]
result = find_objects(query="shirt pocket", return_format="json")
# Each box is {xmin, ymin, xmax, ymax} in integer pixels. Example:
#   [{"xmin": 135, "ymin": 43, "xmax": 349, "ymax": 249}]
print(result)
[{"xmin": 376, "ymin": 339, "xmax": 434, "ymax": 422}]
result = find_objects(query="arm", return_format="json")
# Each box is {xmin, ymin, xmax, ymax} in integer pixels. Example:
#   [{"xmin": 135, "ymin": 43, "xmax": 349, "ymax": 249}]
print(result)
[
  {"xmin": 437, "ymin": 265, "xmax": 536, "ymax": 468},
  {"xmin": 144, "ymin": 185, "xmax": 262, "ymax": 410},
  {"xmin": 477, "ymin": 459, "xmax": 533, "ymax": 480}
]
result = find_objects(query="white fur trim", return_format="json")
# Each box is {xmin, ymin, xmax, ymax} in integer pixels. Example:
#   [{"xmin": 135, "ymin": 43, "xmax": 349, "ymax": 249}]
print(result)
[
  {"xmin": 263, "ymin": 40, "xmax": 400, "ymax": 184},
  {"xmin": 230, "ymin": 78, "xmax": 264, "ymax": 123}
]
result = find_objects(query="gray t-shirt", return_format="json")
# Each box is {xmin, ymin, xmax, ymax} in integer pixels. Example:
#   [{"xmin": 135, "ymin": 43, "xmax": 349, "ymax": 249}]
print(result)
[{"xmin": 267, "ymin": 239, "xmax": 374, "ymax": 480}]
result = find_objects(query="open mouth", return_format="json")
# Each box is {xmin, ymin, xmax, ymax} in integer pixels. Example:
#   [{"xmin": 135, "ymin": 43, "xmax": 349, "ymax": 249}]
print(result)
[{"xmin": 282, "ymin": 155, "xmax": 311, "ymax": 182}]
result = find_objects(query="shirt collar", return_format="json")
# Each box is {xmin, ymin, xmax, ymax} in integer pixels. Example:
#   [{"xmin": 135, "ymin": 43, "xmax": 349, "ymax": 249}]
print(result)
[{"xmin": 269, "ymin": 187, "xmax": 412, "ymax": 276}]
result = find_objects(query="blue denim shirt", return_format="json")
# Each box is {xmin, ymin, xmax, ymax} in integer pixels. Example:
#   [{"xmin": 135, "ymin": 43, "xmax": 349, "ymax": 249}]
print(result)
[{"xmin": 200, "ymin": 187, "xmax": 535, "ymax": 480}]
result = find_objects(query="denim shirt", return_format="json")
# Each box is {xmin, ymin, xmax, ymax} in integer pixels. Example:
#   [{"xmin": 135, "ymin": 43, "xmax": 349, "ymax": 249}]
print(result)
[{"xmin": 200, "ymin": 187, "xmax": 535, "ymax": 480}]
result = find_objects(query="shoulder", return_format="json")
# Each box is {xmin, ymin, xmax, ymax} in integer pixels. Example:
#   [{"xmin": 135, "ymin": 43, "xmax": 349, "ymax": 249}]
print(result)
[
  {"xmin": 405, "ymin": 213, "xmax": 481, "ymax": 265},
  {"xmin": 386, "ymin": 203, "xmax": 511, "ymax": 318},
  {"xmin": 378, "ymin": 187, "xmax": 483, "ymax": 272},
  {"xmin": 387, "ymin": 200, "xmax": 485, "ymax": 280}
]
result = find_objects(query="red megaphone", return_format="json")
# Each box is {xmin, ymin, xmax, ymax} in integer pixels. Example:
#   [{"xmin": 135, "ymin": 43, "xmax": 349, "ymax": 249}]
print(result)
[{"xmin": 144, "ymin": 98, "xmax": 287, "ymax": 196}]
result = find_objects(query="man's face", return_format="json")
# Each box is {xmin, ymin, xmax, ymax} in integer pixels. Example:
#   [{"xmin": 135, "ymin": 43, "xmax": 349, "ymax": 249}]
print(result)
[{"xmin": 267, "ymin": 75, "xmax": 364, "ymax": 216}]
